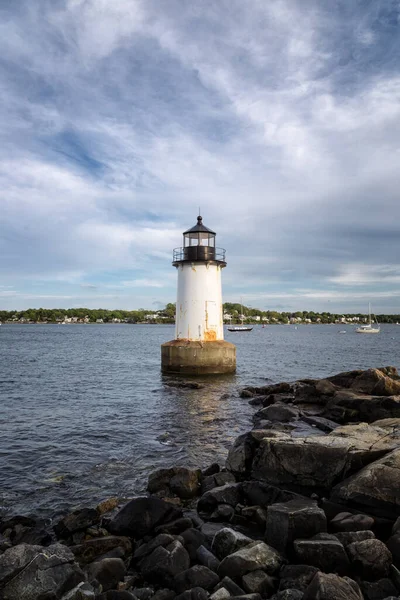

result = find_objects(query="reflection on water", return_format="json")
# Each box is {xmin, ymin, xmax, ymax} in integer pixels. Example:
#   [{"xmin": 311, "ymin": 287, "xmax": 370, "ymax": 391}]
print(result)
[{"xmin": 0, "ymin": 323, "xmax": 398, "ymax": 516}]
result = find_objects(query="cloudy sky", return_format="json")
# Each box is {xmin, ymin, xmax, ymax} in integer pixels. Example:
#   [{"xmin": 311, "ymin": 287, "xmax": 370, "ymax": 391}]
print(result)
[{"xmin": 1, "ymin": 0, "xmax": 400, "ymax": 313}]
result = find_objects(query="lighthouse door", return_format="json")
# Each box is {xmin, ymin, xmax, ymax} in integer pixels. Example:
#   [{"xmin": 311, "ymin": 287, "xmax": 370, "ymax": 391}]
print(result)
[{"xmin": 205, "ymin": 301, "xmax": 218, "ymax": 341}]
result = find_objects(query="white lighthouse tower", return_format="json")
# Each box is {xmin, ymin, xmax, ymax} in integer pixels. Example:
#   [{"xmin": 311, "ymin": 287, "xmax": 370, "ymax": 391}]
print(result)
[{"xmin": 161, "ymin": 215, "xmax": 236, "ymax": 375}]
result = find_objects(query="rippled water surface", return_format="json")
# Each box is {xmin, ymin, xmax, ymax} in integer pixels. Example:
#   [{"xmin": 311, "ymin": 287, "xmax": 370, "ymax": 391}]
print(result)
[{"xmin": 1, "ymin": 323, "xmax": 399, "ymax": 516}]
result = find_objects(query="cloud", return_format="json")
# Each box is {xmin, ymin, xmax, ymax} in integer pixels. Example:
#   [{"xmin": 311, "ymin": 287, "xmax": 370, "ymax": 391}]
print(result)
[{"xmin": 1, "ymin": 0, "xmax": 400, "ymax": 312}]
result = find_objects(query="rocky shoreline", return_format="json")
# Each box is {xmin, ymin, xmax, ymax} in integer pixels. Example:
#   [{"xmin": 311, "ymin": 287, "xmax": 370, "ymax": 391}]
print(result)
[{"xmin": 2, "ymin": 366, "xmax": 400, "ymax": 600}]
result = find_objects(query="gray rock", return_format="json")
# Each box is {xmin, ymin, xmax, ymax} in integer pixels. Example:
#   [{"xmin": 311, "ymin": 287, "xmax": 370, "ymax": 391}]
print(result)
[
  {"xmin": 270, "ymin": 591, "xmax": 304, "ymax": 600},
  {"xmin": 210, "ymin": 504, "xmax": 235, "ymax": 522},
  {"xmin": 265, "ymin": 499, "xmax": 327, "ymax": 553},
  {"xmin": 210, "ymin": 588, "xmax": 231, "ymax": 600},
  {"xmin": 196, "ymin": 545, "xmax": 220, "ymax": 572},
  {"xmin": 180, "ymin": 529, "xmax": 207, "ymax": 561},
  {"xmin": 71, "ymin": 536, "xmax": 132, "ymax": 565},
  {"xmin": 175, "ymin": 588, "xmax": 209, "ymax": 600},
  {"xmin": 331, "ymin": 511, "xmax": 375, "ymax": 532},
  {"xmin": 174, "ymin": 565, "xmax": 220, "ymax": 593},
  {"xmin": 212, "ymin": 528, "xmax": 253, "ymax": 560},
  {"xmin": 133, "ymin": 587, "xmax": 154, "ymax": 600},
  {"xmin": 279, "ymin": 565, "xmax": 319, "ymax": 592},
  {"xmin": 108, "ymin": 496, "xmax": 182, "ymax": 538},
  {"xmin": 140, "ymin": 540, "xmax": 190, "ymax": 586},
  {"xmin": 255, "ymin": 404, "xmax": 299, "ymax": 423},
  {"xmin": 197, "ymin": 484, "xmax": 242, "ymax": 513},
  {"xmin": 134, "ymin": 534, "xmax": 177, "ymax": 561},
  {"xmin": 155, "ymin": 518, "xmax": 193, "ymax": 535},
  {"xmin": 214, "ymin": 576, "xmax": 246, "ymax": 596},
  {"xmin": 360, "ymin": 577, "xmax": 399, "ymax": 600},
  {"xmin": 228, "ymin": 596, "xmax": 261, "ymax": 600},
  {"xmin": 242, "ymin": 569, "xmax": 275, "ymax": 595},
  {"xmin": 241, "ymin": 506, "xmax": 268, "ymax": 526},
  {"xmin": 54, "ymin": 508, "xmax": 100, "ymax": 538},
  {"xmin": 226, "ymin": 433, "xmax": 257, "ymax": 477},
  {"xmin": 303, "ymin": 572, "xmax": 364, "ymax": 599},
  {"xmin": 301, "ymin": 415, "xmax": 340, "ymax": 433},
  {"xmin": 241, "ymin": 481, "xmax": 302, "ymax": 508},
  {"xmin": 200, "ymin": 523, "xmax": 226, "ymax": 546},
  {"xmin": 293, "ymin": 539, "xmax": 350, "ymax": 575},
  {"xmin": 0, "ymin": 543, "xmax": 85, "ymax": 600},
  {"xmin": 386, "ymin": 533, "xmax": 400, "ymax": 567},
  {"xmin": 60, "ymin": 582, "xmax": 96, "ymax": 599},
  {"xmin": 347, "ymin": 539, "xmax": 392, "ymax": 579},
  {"xmin": 148, "ymin": 467, "xmax": 201, "ymax": 499},
  {"xmin": 335, "ymin": 530, "xmax": 375, "ymax": 547},
  {"xmin": 152, "ymin": 589, "xmax": 176, "ymax": 600},
  {"xmin": 218, "ymin": 541, "xmax": 283, "ymax": 578},
  {"xmin": 86, "ymin": 557, "xmax": 126, "ymax": 592},
  {"xmin": 201, "ymin": 472, "xmax": 236, "ymax": 495},
  {"xmin": 96, "ymin": 593, "xmax": 142, "ymax": 600}
]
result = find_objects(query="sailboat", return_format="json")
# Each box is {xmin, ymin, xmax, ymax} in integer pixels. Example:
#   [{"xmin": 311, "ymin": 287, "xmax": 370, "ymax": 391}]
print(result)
[
  {"xmin": 227, "ymin": 299, "xmax": 253, "ymax": 332},
  {"xmin": 356, "ymin": 304, "xmax": 380, "ymax": 334}
]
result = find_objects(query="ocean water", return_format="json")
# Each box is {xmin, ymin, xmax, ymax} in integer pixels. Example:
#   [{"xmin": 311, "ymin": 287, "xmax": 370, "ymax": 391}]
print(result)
[{"xmin": 0, "ymin": 323, "xmax": 398, "ymax": 517}]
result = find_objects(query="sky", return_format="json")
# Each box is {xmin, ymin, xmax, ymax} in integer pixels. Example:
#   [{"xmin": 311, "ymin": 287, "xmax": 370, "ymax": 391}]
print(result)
[{"xmin": 1, "ymin": 0, "xmax": 400, "ymax": 314}]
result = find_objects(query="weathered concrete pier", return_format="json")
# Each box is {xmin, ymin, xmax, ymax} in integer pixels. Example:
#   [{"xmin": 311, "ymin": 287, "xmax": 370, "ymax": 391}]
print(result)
[{"xmin": 161, "ymin": 215, "xmax": 236, "ymax": 375}]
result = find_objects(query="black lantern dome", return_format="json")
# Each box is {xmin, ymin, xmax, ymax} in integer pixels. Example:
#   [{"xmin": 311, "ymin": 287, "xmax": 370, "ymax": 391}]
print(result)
[{"xmin": 173, "ymin": 216, "xmax": 226, "ymax": 266}]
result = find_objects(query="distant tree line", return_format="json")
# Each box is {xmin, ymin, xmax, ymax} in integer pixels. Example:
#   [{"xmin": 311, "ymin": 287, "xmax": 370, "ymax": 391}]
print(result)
[{"xmin": 1, "ymin": 304, "xmax": 399, "ymax": 324}]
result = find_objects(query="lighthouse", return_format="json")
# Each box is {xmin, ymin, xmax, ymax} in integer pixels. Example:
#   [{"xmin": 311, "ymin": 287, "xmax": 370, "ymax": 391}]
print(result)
[{"xmin": 161, "ymin": 215, "xmax": 236, "ymax": 375}]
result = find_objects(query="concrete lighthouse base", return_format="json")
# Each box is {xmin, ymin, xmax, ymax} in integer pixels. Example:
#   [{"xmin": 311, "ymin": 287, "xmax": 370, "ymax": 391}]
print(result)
[{"xmin": 161, "ymin": 340, "xmax": 236, "ymax": 375}]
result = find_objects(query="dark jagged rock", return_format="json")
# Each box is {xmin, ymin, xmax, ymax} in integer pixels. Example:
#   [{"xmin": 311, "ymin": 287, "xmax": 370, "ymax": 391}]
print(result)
[
  {"xmin": 215, "ymin": 575, "xmax": 246, "ymax": 596},
  {"xmin": 196, "ymin": 545, "xmax": 220, "ymax": 572},
  {"xmin": 175, "ymin": 588, "xmax": 209, "ymax": 600},
  {"xmin": 54, "ymin": 507, "xmax": 100, "ymax": 539},
  {"xmin": 331, "ymin": 449, "xmax": 400, "ymax": 518},
  {"xmin": 226, "ymin": 433, "xmax": 258, "ymax": 477},
  {"xmin": 71, "ymin": 536, "xmax": 132, "ymax": 565},
  {"xmin": 134, "ymin": 533, "xmax": 178, "ymax": 561},
  {"xmin": 347, "ymin": 539, "xmax": 392, "ymax": 580},
  {"xmin": 86, "ymin": 557, "xmax": 126, "ymax": 591},
  {"xmin": 279, "ymin": 565, "xmax": 319, "ymax": 592},
  {"xmin": 270, "ymin": 591, "xmax": 304, "ymax": 600},
  {"xmin": 155, "ymin": 517, "xmax": 193, "ymax": 535},
  {"xmin": 265, "ymin": 498, "xmax": 327, "ymax": 554},
  {"xmin": 197, "ymin": 483, "xmax": 242, "ymax": 513},
  {"xmin": 242, "ymin": 569, "xmax": 275, "ymax": 595},
  {"xmin": 201, "ymin": 472, "xmax": 236, "ymax": 495},
  {"xmin": 174, "ymin": 564, "xmax": 220, "ymax": 592},
  {"xmin": 293, "ymin": 538, "xmax": 350, "ymax": 575},
  {"xmin": 140, "ymin": 540, "xmax": 190, "ymax": 586},
  {"xmin": 303, "ymin": 572, "xmax": 364, "ymax": 599},
  {"xmin": 133, "ymin": 587, "xmax": 154, "ymax": 600},
  {"xmin": 335, "ymin": 530, "xmax": 375, "ymax": 547},
  {"xmin": 0, "ymin": 543, "xmax": 85, "ymax": 600},
  {"xmin": 96, "ymin": 592, "xmax": 138, "ymax": 600},
  {"xmin": 241, "ymin": 481, "xmax": 303, "ymax": 508},
  {"xmin": 108, "ymin": 496, "xmax": 182, "ymax": 538},
  {"xmin": 218, "ymin": 541, "xmax": 283, "ymax": 578},
  {"xmin": 360, "ymin": 577, "xmax": 399, "ymax": 600},
  {"xmin": 386, "ymin": 533, "xmax": 400, "ymax": 568},
  {"xmin": 148, "ymin": 467, "xmax": 202, "ymax": 499},
  {"xmin": 211, "ymin": 528, "xmax": 253, "ymax": 560},
  {"xmin": 180, "ymin": 528, "xmax": 207, "ymax": 561}
]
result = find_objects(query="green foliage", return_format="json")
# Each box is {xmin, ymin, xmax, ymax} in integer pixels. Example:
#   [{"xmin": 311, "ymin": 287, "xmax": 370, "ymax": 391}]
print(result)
[{"xmin": 1, "ymin": 305, "xmax": 399, "ymax": 325}]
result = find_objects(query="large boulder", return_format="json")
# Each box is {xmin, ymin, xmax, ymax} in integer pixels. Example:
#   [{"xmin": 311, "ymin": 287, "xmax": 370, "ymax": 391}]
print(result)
[
  {"xmin": 174, "ymin": 565, "xmax": 220, "ymax": 592},
  {"xmin": 0, "ymin": 543, "xmax": 85, "ymax": 600},
  {"xmin": 330, "ymin": 512, "xmax": 374, "ymax": 532},
  {"xmin": 197, "ymin": 484, "xmax": 242, "ymax": 513},
  {"xmin": 324, "ymin": 390, "xmax": 400, "ymax": 423},
  {"xmin": 212, "ymin": 528, "xmax": 253, "ymax": 560},
  {"xmin": 351, "ymin": 369, "xmax": 400, "ymax": 396},
  {"xmin": 218, "ymin": 541, "xmax": 283, "ymax": 578},
  {"xmin": 346, "ymin": 539, "xmax": 392, "ymax": 580},
  {"xmin": 331, "ymin": 448, "xmax": 400, "ymax": 518},
  {"xmin": 226, "ymin": 433, "xmax": 258, "ymax": 477},
  {"xmin": 265, "ymin": 499, "xmax": 327, "ymax": 554},
  {"xmin": 71, "ymin": 536, "xmax": 132, "ymax": 565},
  {"xmin": 86, "ymin": 557, "xmax": 126, "ymax": 592},
  {"xmin": 107, "ymin": 496, "xmax": 182, "ymax": 538},
  {"xmin": 251, "ymin": 424, "xmax": 400, "ymax": 492},
  {"xmin": 293, "ymin": 539, "xmax": 350, "ymax": 575},
  {"xmin": 139, "ymin": 540, "xmax": 190, "ymax": 587},
  {"xmin": 148, "ymin": 467, "xmax": 202, "ymax": 499},
  {"xmin": 54, "ymin": 508, "xmax": 100, "ymax": 539},
  {"xmin": 279, "ymin": 565, "xmax": 319, "ymax": 592},
  {"xmin": 303, "ymin": 572, "xmax": 363, "ymax": 599}
]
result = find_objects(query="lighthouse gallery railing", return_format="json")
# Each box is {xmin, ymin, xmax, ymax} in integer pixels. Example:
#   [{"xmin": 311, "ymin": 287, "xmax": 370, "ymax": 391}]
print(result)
[{"xmin": 173, "ymin": 247, "xmax": 226, "ymax": 263}]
